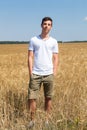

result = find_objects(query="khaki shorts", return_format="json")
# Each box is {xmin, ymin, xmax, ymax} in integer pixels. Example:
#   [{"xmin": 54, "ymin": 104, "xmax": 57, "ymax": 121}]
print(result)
[{"xmin": 28, "ymin": 74, "xmax": 54, "ymax": 99}]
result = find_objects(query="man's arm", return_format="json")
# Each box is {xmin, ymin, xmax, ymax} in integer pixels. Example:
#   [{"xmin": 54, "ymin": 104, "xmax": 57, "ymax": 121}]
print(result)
[
  {"xmin": 28, "ymin": 50, "xmax": 34, "ymax": 77},
  {"xmin": 53, "ymin": 53, "xmax": 59, "ymax": 76}
]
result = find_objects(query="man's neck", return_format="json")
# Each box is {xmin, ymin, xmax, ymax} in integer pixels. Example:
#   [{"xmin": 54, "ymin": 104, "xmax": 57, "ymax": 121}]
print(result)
[{"xmin": 40, "ymin": 33, "xmax": 50, "ymax": 40}]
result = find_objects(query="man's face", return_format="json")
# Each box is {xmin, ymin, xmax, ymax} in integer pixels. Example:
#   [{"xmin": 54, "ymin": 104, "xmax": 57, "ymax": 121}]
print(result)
[{"xmin": 41, "ymin": 20, "xmax": 52, "ymax": 34}]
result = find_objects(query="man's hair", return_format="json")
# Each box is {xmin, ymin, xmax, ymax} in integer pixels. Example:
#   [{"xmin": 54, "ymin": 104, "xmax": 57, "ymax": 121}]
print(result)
[{"xmin": 41, "ymin": 17, "xmax": 53, "ymax": 25}]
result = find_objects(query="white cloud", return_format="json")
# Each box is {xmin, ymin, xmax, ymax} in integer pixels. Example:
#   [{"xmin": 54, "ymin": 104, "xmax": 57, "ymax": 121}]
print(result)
[{"xmin": 84, "ymin": 16, "xmax": 87, "ymax": 21}]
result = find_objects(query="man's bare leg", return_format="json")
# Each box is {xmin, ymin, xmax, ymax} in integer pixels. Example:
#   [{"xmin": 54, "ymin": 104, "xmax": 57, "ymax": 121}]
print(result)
[
  {"xmin": 45, "ymin": 97, "xmax": 52, "ymax": 122},
  {"xmin": 28, "ymin": 99, "xmax": 36, "ymax": 121}
]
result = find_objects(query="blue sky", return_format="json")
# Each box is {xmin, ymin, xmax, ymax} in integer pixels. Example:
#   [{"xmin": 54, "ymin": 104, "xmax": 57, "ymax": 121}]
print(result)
[{"xmin": 0, "ymin": 0, "xmax": 87, "ymax": 41}]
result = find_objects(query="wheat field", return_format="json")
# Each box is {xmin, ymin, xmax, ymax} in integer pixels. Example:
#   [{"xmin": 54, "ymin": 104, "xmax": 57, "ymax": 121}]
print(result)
[{"xmin": 0, "ymin": 43, "xmax": 87, "ymax": 130}]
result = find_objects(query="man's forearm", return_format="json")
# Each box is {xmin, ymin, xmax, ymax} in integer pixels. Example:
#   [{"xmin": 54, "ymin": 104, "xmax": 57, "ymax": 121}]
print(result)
[
  {"xmin": 53, "ymin": 54, "xmax": 58, "ymax": 76},
  {"xmin": 53, "ymin": 63, "xmax": 58, "ymax": 76},
  {"xmin": 28, "ymin": 57, "xmax": 33, "ymax": 76}
]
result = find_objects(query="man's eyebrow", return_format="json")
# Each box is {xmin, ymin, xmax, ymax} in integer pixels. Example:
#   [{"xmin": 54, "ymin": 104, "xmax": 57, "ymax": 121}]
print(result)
[{"xmin": 43, "ymin": 23, "xmax": 51, "ymax": 25}]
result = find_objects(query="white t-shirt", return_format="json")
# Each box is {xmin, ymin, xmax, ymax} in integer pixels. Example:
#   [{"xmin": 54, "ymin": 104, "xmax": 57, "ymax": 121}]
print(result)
[{"xmin": 28, "ymin": 35, "xmax": 59, "ymax": 75}]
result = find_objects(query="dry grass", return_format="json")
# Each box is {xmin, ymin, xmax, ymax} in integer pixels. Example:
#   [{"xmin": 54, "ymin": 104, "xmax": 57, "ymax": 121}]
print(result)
[{"xmin": 0, "ymin": 43, "xmax": 87, "ymax": 130}]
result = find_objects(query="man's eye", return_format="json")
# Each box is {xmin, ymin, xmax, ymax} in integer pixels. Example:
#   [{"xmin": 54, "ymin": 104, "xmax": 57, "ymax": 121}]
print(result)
[
  {"xmin": 44, "ymin": 23, "xmax": 51, "ymax": 26},
  {"xmin": 48, "ymin": 24, "xmax": 51, "ymax": 26}
]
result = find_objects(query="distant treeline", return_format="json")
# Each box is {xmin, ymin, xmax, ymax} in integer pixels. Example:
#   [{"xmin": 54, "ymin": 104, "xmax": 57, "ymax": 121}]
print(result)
[
  {"xmin": 0, "ymin": 41, "xmax": 29, "ymax": 44},
  {"xmin": 58, "ymin": 41, "xmax": 87, "ymax": 43},
  {"xmin": 0, "ymin": 41, "xmax": 87, "ymax": 44},
  {"xmin": 63, "ymin": 41, "xmax": 87, "ymax": 43}
]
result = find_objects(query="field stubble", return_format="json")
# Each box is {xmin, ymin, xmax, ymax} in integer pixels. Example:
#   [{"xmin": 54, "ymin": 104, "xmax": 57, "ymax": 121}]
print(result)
[{"xmin": 0, "ymin": 43, "xmax": 87, "ymax": 130}]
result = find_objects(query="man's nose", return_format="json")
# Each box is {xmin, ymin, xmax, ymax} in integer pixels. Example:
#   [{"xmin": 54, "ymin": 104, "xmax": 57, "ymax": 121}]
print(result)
[{"xmin": 45, "ymin": 24, "xmax": 49, "ymax": 27}]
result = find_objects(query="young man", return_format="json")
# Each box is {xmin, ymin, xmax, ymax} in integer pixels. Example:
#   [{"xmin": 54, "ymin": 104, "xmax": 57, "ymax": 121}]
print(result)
[{"xmin": 28, "ymin": 16, "xmax": 59, "ymax": 127}]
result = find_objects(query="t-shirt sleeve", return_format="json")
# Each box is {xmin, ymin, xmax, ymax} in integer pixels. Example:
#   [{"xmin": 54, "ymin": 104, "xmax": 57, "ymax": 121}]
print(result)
[
  {"xmin": 28, "ymin": 39, "xmax": 34, "ymax": 51},
  {"xmin": 53, "ymin": 41, "xmax": 59, "ymax": 53}
]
